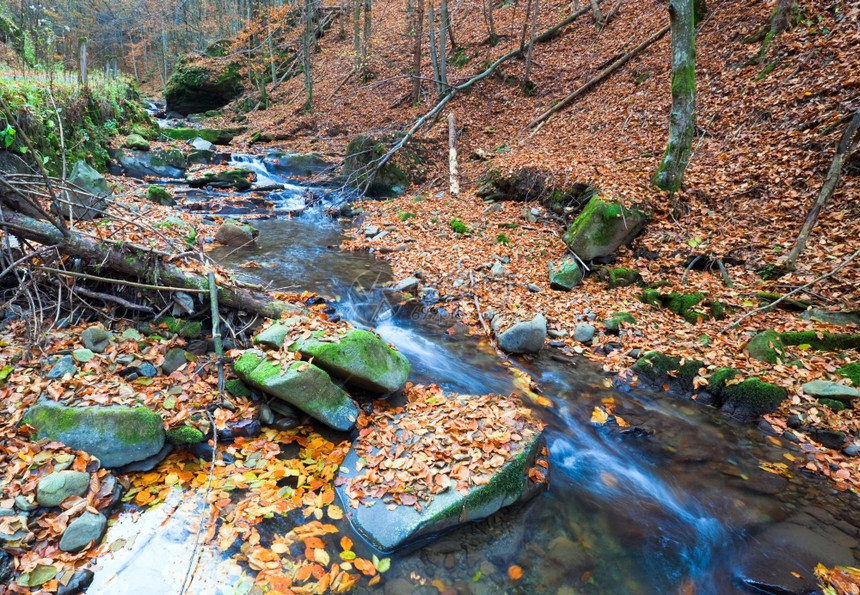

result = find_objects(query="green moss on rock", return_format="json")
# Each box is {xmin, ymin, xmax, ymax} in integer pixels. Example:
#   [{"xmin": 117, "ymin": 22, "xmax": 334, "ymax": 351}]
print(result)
[
  {"xmin": 746, "ymin": 330, "xmax": 786, "ymax": 364},
  {"xmin": 707, "ymin": 367, "xmax": 740, "ymax": 397},
  {"xmin": 638, "ymin": 289, "xmax": 663, "ymax": 307},
  {"xmin": 224, "ymin": 378, "xmax": 251, "ymax": 398},
  {"xmin": 600, "ymin": 267, "xmax": 642, "ymax": 289},
  {"xmin": 340, "ymin": 134, "xmax": 411, "ymax": 198},
  {"xmin": 166, "ymin": 424, "xmax": 205, "ymax": 445},
  {"xmin": 164, "ymin": 60, "xmax": 243, "ymax": 116},
  {"xmin": 837, "ymin": 363, "xmax": 860, "ymax": 386},
  {"xmin": 145, "ymin": 185, "xmax": 174, "ymax": 206},
  {"xmin": 548, "ymin": 258, "xmax": 583, "ymax": 291},
  {"xmin": 631, "ymin": 351, "xmax": 702, "ymax": 391},
  {"xmin": 818, "ymin": 398, "xmax": 846, "ymax": 412},
  {"xmin": 158, "ymin": 317, "xmax": 202, "ymax": 340},
  {"xmin": 603, "ymin": 312, "xmax": 636, "ymax": 333},
  {"xmin": 779, "ymin": 331, "xmax": 860, "ymax": 352},
  {"xmin": 722, "ymin": 378, "xmax": 787, "ymax": 418},
  {"xmin": 562, "ymin": 196, "xmax": 648, "ymax": 261}
]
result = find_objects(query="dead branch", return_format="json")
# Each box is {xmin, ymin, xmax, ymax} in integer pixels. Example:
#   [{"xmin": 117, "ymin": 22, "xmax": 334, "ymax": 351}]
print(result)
[{"xmin": 525, "ymin": 23, "xmax": 670, "ymax": 131}]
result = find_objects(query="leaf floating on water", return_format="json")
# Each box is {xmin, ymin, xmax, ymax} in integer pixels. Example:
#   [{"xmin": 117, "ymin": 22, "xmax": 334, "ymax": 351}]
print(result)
[
  {"xmin": 508, "ymin": 565, "xmax": 523, "ymax": 580},
  {"xmin": 590, "ymin": 406, "xmax": 609, "ymax": 425}
]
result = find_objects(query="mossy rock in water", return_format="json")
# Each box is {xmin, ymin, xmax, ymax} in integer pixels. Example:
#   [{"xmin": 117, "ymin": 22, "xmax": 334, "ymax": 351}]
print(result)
[
  {"xmin": 721, "ymin": 378, "xmax": 787, "ymax": 419},
  {"xmin": 598, "ymin": 267, "xmax": 642, "ymax": 289},
  {"xmin": 779, "ymin": 331, "xmax": 860, "ymax": 352},
  {"xmin": 145, "ymin": 185, "xmax": 174, "ymax": 206},
  {"xmin": 548, "ymin": 258, "xmax": 583, "ymax": 291},
  {"xmin": 746, "ymin": 330, "xmax": 786, "ymax": 364},
  {"xmin": 340, "ymin": 134, "xmax": 416, "ymax": 198},
  {"xmin": 186, "ymin": 167, "xmax": 254, "ymax": 190},
  {"xmin": 631, "ymin": 351, "xmax": 701, "ymax": 391},
  {"xmin": 161, "ymin": 127, "xmax": 244, "ymax": 145},
  {"xmin": 21, "ymin": 399, "xmax": 165, "ymax": 468},
  {"xmin": 837, "ymin": 362, "xmax": 860, "ymax": 386},
  {"xmin": 603, "ymin": 312, "xmax": 636, "ymax": 334},
  {"xmin": 233, "ymin": 351, "xmax": 359, "ymax": 431},
  {"xmin": 707, "ymin": 367, "xmax": 740, "ymax": 397},
  {"xmin": 157, "ymin": 317, "xmax": 203, "ymax": 340},
  {"xmin": 166, "ymin": 424, "xmax": 205, "ymax": 445},
  {"xmin": 562, "ymin": 196, "xmax": 648, "ymax": 261},
  {"xmin": 291, "ymin": 330, "xmax": 411, "ymax": 393},
  {"xmin": 164, "ymin": 60, "xmax": 243, "ymax": 115}
]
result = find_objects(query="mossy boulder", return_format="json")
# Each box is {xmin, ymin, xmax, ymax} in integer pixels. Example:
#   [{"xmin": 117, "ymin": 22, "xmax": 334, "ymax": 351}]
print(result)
[
  {"xmin": 233, "ymin": 351, "xmax": 359, "ymax": 431},
  {"xmin": 156, "ymin": 317, "xmax": 203, "ymax": 340},
  {"xmin": 291, "ymin": 330, "xmax": 411, "ymax": 393},
  {"xmin": 707, "ymin": 367, "xmax": 741, "ymax": 397},
  {"xmin": 123, "ymin": 134, "xmax": 150, "ymax": 151},
  {"xmin": 224, "ymin": 378, "xmax": 251, "ymax": 398},
  {"xmin": 548, "ymin": 258, "xmax": 583, "ymax": 291},
  {"xmin": 779, "ymin": 331, "xmax": 860, "ymax": 352},
  {"xmin": 60, "ymin": 161, "xmax": 111, "ymax": 220},
  {"xmin": 603, "ymin": 312, "xmax": 636, "ymax": 333},
  {"xmin": 721, "ymin": 378, "xmax": 787, "ymax": 419},
  {"xmin": 161, "ymin": 127, "xmax": 244, "ymax": 145},
  {"xmin": 599, "ymin": 267, "xmax": 642, "ymax": 288},
  {"xmin": 638, "ymin": 288, "xmax": 663, "ymax": 307},
  {"xmin": 631, "ymin": 351, "xmax": 702, "ymax": 391},
  {"xmin": 665, "ymin": 292, "xmax": 708, "ymax": 324},
  {"xmin": 562, "ymin": 196, "xmax": 648, "ymax": 261},
  {"xmin": 214, "ymin": 219, "xmax": 259, "ymax": 246},
  {"xmin": 340, "ymin": 135, "xmax": 411, "ymax": 198},
  {"xmin": 746, "ymin": 330, "xmax": 786, "ymax": 364},
  {"xmin": 164, "ymin": 60, "xmax": 243, "ymax": 115},
  {"xmin": 145, "ymin": 185, "xmax": 174, "ymax": 206},
  {"xmin": 253, "ymin": 319, "xmax": 301, "ymax": 349},
  {"xmin": 21, "ymin": 399, "xmax": 165, "ymax": 468},
  {"xmin": 186, "ymin": 167, "xmax": 255, "ymax": 190},
  {"xmin": 837, "ymin": 362, "xmax": 860, "ymax": 386},
  {"xmin": 265, "ymin": 152, "xmax": 332, "ymax": 177},
  {"xmin": 109, "ymin": 148, "xmax": 187, "ymax": 179},
  {"xmin": 334, "ymin": 422, "xmax": 546, "ymax": 552}
]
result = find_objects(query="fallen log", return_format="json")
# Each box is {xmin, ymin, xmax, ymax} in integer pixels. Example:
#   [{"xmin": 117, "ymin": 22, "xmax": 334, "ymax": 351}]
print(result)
[{"xmin": 1, "ymin": 209, "xmax": 297, "ymax": 320}]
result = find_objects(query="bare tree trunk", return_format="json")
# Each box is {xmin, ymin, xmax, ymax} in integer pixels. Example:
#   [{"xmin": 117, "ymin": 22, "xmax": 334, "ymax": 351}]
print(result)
[
  {"xmin": 302, "ymin": 0, "xmax": 313, "ymax": 111},
  {"xmin": 362, "ymin": 0, "xmax": 371, "ymax": 77},
  {"xmin": 482, "ymin": 0, "xmax": 498, "ymax": 45},
  {"xmin": 411, "ymin": 0, "xmax": 424, "ymax": 103},
  {"xmin": 428, "ymin": 2, "xmax": 442, "ymax": 96},
  {"xmin": 770, "ymin": 0, "xmax": 794, "ymax": 35},
  {"xmin": 353, "ymin": 0, "xmax": 362, "ymax": 73},
  {"xmin": 652, "ymin": 0, "xmax": 696, "ymax": 194},
  {"xmin": 588, "ymin": 0, "xmax": 602, "ymax": 24},
  {"xmin": 438, "ymin": 0, "xmax": 448, "ymax": 92},
  {"xmin": 523, "ymin": 0, "xmax": 539, "ymax": 89},
  {"xmin": 448, "ymin": 112, "xmax": 459, "ymax": 196},
  {"xmin": 783, "ymin": 108, "xmax": 860, "ymax": 269},
  {"xmin": 79, "ymin": 37, "xmax": 88, "ymax": 88}
]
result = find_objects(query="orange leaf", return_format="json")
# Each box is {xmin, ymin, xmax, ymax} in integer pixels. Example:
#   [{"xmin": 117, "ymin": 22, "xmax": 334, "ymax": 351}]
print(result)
[{"xmin": 508, "ymin": 565, "xmax": 523, "ymax": 580}]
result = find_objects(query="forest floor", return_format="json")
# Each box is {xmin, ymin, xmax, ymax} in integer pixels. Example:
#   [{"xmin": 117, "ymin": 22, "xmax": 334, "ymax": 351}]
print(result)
[{"xmin": 200, "ymin": 0, "xmax": 860, "ymax": 491}]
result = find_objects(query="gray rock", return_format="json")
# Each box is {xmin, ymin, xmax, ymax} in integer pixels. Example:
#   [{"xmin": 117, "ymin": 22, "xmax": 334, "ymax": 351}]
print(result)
[
  {"xmin": 842, "ymin": 443, "xmax": 859, "ymax": 457},
  {"xmin": 59, "ymin": 512, "xmax": 107, "ymax": 552},
  {"xmin": 363, "ymin": 225, "xmax": 380, "ymax": 237},
  {"xmin": 14, "ymin": 495, "xmax": 36, "ymax": 512},
  {"xmin": 109, "ymin": 148, "xmax": 186, "ymax": 179},
  {"xmin": 138, "ymin": 362, "xmax": 158, "ymax": 378},
  {"xmin": 802, "ymin": 380, "xmax": 859, "ymax": 402},
  {"xmin": 60, "ymin": 161, "xmax": 110, "ymax": 220},
  {"xmin": 490, "ymin": 261, "xmax": 506, "ymax": 277},
  {"xmin": 81, "ymin": 327, "xmax": 110, "ymax": 353},
  {"xmin": 234, "ymin": 351, "xmax": 359, "ymax": 431},
  {"xmin": 395, "ymin": 277, "xmax": 420, "ymax": 293},
  {"xmin": 335, "ymin": 429, "xmax": 546, "ymax": 552},
  {"xmin": 188, "ymin": 137, "xmax": 215, "ymax": 151},
  {"xmin": 114, "ymin": 443, "xmax": 173, "ymax": 473},
  {"xmin": 264, "ymin": 152, "xmax": 331, "ymax": 177},
  {"xmin": 22, "ymin": 399, "xmax": 165, "ymax": 469},
  {"xmin": 123, "ymin": 134, "xmax": 150, "ymax": 151},
  {"xmin": 47, "ymin": 355, "xmax": 77, "ymax": 379},
  {"xmin": 548, "ymin": 258, "xmax": 584, "ymax": 291},
  {"xmin": 527, "ymin": 283, "xmax": 541, "ymax": 293},
  {"xmin": 162, "ymin": 347, "xmax": 191, "ymax": 375},
  {"xmin": 215, "ymin": 219, "xmax": 258, "ymax": 247},
  {"xmin": 573, "ymin": 323, "xmax": 596, "ymax": 343},
  {"xmin": 746, "ymin": 330, "xmax": 786, "ymax": 364},
  {"xmin": 291, "ymin": 330, "xmax": 411, "ymax": 394},
  {"xmin": 799, "ymin": 308, "xmax": 860, "ymax": 327},
  {"xmin": 547, "ymin": 329, "xmax": 569, "ymax": 339},
  {"xmin": 57, "ymin": 570, "xmax": 94, "ymax": 595},
  {"xmin": 36, "ymin": 471, "xmax": 90, "ymax": 507},
  {"xmin": 253, "ymin": 321, "xmax": 298, "ymax": 349},
  {"xmin": 72, "ymin": 348, "xmax": 94, "ymax": 363},
  {"xmin": 497, "ymin": 314, "xmax": 547, "ymax": 354}
]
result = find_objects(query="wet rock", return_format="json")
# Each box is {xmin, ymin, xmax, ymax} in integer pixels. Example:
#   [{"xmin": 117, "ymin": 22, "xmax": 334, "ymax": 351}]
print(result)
[
  {"xmin": 46, "ymin": 355, "xmax": 77, "ymax": 379},
  {"xmin": 145, "ymin": 184, "xmax": 175, "ymax": 206},
  {"xmin": 59, "ymin": 512, "xmax": 107, "ymax": 553},
  {"xmin": 562, "ymin": 197, "xmax": 648, "ymax": 261},
  {"xmin": 109, "ymin": 148, "xmax": 186, "ymax": 179},
  {"xmin": 787, "ymin": 414, "xmax": 803, "ymax": 429},
  {"xmin": 548, "ymin": 258, "xmax": 583, "ymax": 291},
  {"xmin": 843, "ymin": 443, "xmax": 859, "ymax": 457},
  {"xmin": 234, "ymin": 351, "xmax": 359, "ymax": 431},
  {"xmin": 58, "ymin": 161, "xmax": 110, "ymax": 220},
  {"xmin": 114, "ymin": 443, "xmax": 174, "ymax": 473},
  {"xmin": 57, "ymin": 569, "xmax": 94, "ymax": 595},
  {"xmin": 215, "ymin": 219, "xmax": 259, "ymax": 246},
  {"xmin": 265, "ymin": 152, "xmax": 331, "ymax": 177},
  {"xmin": 573, "ymin": 323, "xmax": 595, "ymax": 343},
  {"xmin": 81, "ymin": 326, "xmax": 110, "ymax": 353},
  {"xmin": 811, "ymin": 428, "xmax": 846, "ymax": 450},
  {"xmin": 162, "ymin": 347, "xmax": 192, "ymax": 375},
  {"xmin": 23, "ymin": 399, "xmax": 165, "ymax": 469},
  {"xmin": 497, "ymin": 314, "xmax": 547, "ymax": 354},
  {"xmin": 36, "ymin": 471, "xmax": 90, "ymax": 507},
  {"xmin": 258, "ymin": 402, "xmax": 274, "ymax": 425},
  {"xmin": 395, "ymin": 277, "xmax": 420, "ymax": 293},
  {"xmin": 189, "ymin": 137, "xmax": 215, "ymax": 152},
  {"xmin": 334, "ymin": 430, "xmax": 546, "ymax": 552},
  {"xmin": 801, "ymin": 379, "xmax": 859, "ymax": 402},
  {"xmin": 0, "ymin": 551, "xmax": 12, "ymax": 584},
  {"xmin": 291, "ymin": 329, "xmax": 411, "ymax": 393},
  {"xmin": 187, "ymin": 167, "xmax": 255, "ymax": 190},
  {"xmin": 733, "ymin": 522, "xmax": 854, "ymax": 595}
]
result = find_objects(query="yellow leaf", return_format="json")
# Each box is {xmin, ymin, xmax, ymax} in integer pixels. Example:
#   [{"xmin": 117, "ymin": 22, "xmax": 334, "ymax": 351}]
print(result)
[
  {"xmin": 590, "ymin": 407, "xmax": 609, "ymax": 425},
  {"xmin": 327, "ymin": 505, "xmax": 343, "ymax": 520},
  {"xmin": 314, "ymin": 548, "xmax": 330, "ymax": 566}
]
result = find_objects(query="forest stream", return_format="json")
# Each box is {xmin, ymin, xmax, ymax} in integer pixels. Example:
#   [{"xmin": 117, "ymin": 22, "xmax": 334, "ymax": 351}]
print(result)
[{"xmin": 83, "ymin": 144, "xmax": 860, "ymax": 595}]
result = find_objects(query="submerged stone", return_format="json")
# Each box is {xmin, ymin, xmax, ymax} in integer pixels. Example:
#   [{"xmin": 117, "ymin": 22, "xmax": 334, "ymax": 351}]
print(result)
[
  {"xmin": 233, "ymin": 351, "xmax": 358, "ymax": 431},
  {"xmin": 291, "ymin": 330, "xmax": 411, "ymax": 393},
  {"xmin": 22, "ymin": 399, "xmax": 165, "ymax": 468}
]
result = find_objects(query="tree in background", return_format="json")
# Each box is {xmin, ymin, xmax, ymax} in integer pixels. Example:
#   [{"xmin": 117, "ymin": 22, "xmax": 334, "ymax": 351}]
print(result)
[{"xmin": 652, "ymin": 0, "xmax": 696, "ymax": 194}]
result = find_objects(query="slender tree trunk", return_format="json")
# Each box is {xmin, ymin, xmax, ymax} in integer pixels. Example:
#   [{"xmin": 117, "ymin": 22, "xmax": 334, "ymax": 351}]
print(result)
[
  {"xmin": 482, "ymin": 0, "xmax": 498, "ymax": 45},
  {"xmin": 770, "ymin": 0, "xmax": 793, "ymax": 35},
  {"xmin": 783, "ymin": 108, "xmax": 860, "ymax": 269},
  {"xmin": 523, "ymin": 0, "xmax": 539, "ymax": 89},
  {"xmin": 411, "ymin": 0, "xmax": 424, "ymax": 103},
  {"xmin": 302, "ymin": 0, "xmax": 313, "ymax": 111},
  {"xmin": 353, "ymin": 0, "xmax": 362, "ymax": 73},
  {"xmin": 588, "ymin": 0, "xmax": 602, "ymax": 24},
  {"xmin": 438, "ymin": 0, "xmax": 448, "ymax": 91},
  {"xmin": 448, "ymin": 112, "xmax": 459, "ymax": 196},
  {"xmin": 362, "ymin": 0, "xmax": 371, "ymax": 76},
  {"xmin": 78, "ymin": 37, "xmax": 88, "ymax": 88},
  {"xmin": 652, "ymin": 0, "xmax": 696, "ymax": 194},
  {"xmin": 428, "ymin": 3, "xmax": 442, "ymax": 96}
]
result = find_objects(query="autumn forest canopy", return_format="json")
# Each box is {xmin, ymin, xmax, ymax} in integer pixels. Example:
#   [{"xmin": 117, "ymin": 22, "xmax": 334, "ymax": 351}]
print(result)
[{"xmin": 0, "ymin": 0, "xmax": 859, "ymax": 593}]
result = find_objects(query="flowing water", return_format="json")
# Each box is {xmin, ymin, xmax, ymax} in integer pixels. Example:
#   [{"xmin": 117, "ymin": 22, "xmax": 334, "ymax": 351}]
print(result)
[{"xmin": 88, "ymin": 150, "xmax": 860, "ymax": 594}]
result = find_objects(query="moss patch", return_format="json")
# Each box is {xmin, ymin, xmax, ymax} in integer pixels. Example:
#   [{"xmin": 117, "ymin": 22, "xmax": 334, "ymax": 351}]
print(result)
[
  {"xmin": 157, "ymin": 317, "xmax": 203, "ymax": 340},
  {"xmin": 746, "ymin": 330, "xmax": 786, "ymax": 364},
  {"xmin": 779, "ymin": 331, "xmax": 860, "ymax": 352},
  {"xmin": 631, "ymin": 351, "xmax": 702, "ymax": 391},
  {"xmin": 166, "ymin": 424, "xmax": 205, "ymax": 445},
  {"xmin": 837, "ymin": 363, "xmax": 860, "ymax": 386},
  {"xmin": 722, "ymin": 378, "xmax": 787, "ymax": 417},
  {"xmin": 599, "ymin": 267, "xmax": 642, "ymax": 289},
  {"xmin": 225, "ymin": 378, "xmax": 251, "ymax": 398}
]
